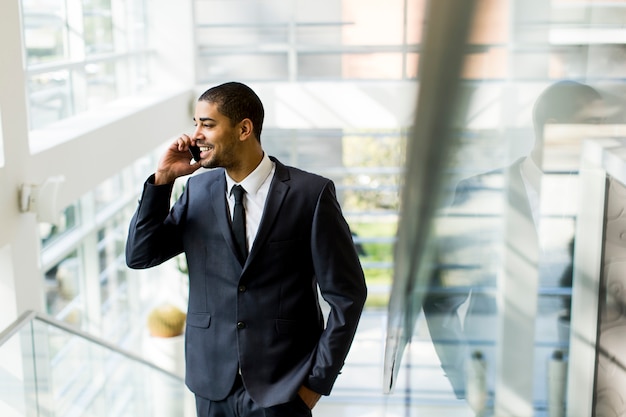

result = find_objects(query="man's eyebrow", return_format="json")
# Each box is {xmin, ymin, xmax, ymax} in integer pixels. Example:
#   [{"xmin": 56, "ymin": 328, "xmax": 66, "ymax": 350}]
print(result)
[{"xmin": 193, "ymin": 117, "xmax": 215, "ymax": 122}]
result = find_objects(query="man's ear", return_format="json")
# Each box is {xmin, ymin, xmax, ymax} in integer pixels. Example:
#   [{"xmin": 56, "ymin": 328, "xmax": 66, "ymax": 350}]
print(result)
[{"xmin": 239, "ymin": 119, "xmax": 253, "ymax": 141}]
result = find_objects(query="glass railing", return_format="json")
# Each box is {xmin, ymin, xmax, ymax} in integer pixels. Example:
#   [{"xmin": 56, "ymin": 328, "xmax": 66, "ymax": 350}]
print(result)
[{"xmin": 0, "ymin": 311, "xmax": 191, "ymax": 417}]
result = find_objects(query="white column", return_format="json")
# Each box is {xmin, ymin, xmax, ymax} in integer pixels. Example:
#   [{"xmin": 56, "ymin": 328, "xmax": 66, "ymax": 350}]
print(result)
[
  {"xmin": 0, "ymin": 4, "xmax": 45, "ymax": 417},
  {"xmin": 0, "ymin": 0, "xmax": 45, "ymax": 328}
]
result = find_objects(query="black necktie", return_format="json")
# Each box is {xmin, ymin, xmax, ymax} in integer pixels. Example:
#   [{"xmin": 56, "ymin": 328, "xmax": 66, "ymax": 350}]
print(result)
[{"xmin": 232, "ymin": 185, "xmax": 247, "ymax": 260}]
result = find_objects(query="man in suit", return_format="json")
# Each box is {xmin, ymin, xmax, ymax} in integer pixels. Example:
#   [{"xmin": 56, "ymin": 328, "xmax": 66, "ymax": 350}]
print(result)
[
  {"xmin": 422, "ymin": 80, "xmax": 610, "ymax": 402},
  {"xmin": 126, "ymin": 81, "xmax": 367, "ymax": 417}
]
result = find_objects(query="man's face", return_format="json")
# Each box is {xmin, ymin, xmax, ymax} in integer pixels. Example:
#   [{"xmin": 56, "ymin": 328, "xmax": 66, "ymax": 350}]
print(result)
[{"xmin": 192, "ymin": 100, "xmax": 242, "ymax": 170}]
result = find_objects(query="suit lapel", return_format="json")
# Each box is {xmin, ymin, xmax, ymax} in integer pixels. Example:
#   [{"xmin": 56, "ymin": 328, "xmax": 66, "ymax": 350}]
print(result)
[{"xmin": 244, "ymin": 159, "xmax": 290, "ymax": 268}]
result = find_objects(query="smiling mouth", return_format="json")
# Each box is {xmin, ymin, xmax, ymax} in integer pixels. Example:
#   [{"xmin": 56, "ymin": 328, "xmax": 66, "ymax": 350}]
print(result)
[{"xmin": 199, "ymin": 146, "xmax": 213, "ymax": 152}]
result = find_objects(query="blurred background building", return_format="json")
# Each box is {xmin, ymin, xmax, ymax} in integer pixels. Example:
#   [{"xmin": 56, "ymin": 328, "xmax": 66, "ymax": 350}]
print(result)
[{"xmin": 1, "ymin": 0, "xmax": 626, "ymax": 416}]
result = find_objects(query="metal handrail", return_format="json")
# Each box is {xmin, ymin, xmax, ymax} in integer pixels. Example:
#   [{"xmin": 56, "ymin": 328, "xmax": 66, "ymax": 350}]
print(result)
[
  {"xmin": 0, "ymin": 310, "xmax": 184, "ymax": 381},
  {"xmin": 0, "ymin": 310, "xmax": 37, "ymax": 346}
]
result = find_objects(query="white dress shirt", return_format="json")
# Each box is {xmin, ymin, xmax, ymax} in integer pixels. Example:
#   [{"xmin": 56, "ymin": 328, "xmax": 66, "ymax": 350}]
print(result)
[{"xmin": 225, "ymin": 153, "xmax": 276, "ymax": 253}]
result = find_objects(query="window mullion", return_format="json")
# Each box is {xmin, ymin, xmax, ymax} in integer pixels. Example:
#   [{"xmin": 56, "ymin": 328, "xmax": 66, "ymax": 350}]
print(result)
[{"xmin": 65, "ymin": 0, "xmax": 87, "ymax": 114}]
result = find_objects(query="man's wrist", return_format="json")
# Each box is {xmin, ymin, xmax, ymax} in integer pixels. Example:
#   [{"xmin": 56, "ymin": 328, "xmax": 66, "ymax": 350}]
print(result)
[{"xmin": 154, "ymin": 171, "xmax": 174, "ymax": 185}]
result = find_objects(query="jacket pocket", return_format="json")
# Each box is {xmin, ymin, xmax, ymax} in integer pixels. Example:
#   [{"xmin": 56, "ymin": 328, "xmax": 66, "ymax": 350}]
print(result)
[
  {"xmin": 275, "ymin": 319, "xmax": 297, "ymax": 335},
  {"xmin": 187, "ymin": 312, "xmax": 211, "ymax": 328}
]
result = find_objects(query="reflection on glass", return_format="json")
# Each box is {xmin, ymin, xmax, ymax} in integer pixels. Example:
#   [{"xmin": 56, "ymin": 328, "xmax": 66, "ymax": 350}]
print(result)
[{"xmin": 422, "ymin": 77, "xmax": 621, "ymax": 406}]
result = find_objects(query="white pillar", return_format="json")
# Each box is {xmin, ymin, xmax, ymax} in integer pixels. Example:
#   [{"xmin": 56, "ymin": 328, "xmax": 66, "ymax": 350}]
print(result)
[{"xmin": 0, "ymin": 0, "xmax": 46, "ymax": 328}]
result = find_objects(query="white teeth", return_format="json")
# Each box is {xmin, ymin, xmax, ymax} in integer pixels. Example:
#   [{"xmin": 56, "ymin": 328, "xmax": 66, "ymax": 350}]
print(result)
[{"xmin": 199, "ymin": 146, "xmax": 210, "ymax": 151}]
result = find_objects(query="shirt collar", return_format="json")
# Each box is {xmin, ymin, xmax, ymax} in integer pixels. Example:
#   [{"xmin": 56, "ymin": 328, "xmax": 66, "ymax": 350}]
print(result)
[{"xmin": 225, "ymin": 152, "xmax": 273, "ymax": 196}]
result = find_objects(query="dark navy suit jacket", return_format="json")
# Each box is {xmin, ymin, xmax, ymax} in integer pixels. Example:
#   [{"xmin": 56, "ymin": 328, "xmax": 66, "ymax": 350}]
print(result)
[{"xmin": 126, "ymin": 156, "xmax": 367, "ymax": 407}]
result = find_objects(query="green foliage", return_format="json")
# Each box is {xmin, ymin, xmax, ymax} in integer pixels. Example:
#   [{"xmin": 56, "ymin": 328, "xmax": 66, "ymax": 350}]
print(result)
[{"xmin": 350, "ymin": 220, "xmax": 397, "ymax": 308}]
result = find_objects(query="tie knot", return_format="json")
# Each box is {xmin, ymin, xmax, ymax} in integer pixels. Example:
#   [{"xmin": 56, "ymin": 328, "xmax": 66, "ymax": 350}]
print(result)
[{"xmin": 232, "ymin": 185, "xmax": 245, "ymax": 203}]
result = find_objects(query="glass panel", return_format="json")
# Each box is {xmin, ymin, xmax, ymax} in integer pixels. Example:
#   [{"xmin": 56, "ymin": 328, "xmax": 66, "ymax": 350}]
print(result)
[
  {"xmin": 296, "ymin": 54, "xmax": 342, "ymax": 79},
  {"xmin": 462, "ymin": 47, "xmax": 508, "ymax": 80},
  {"xmin": 21, "ymin": 0, "xmax": 68, "ymax": 65},
  {"xmin": 27, "ymin": 70, "xmax": 72, "ymax": 129},
  {"xmin": 386, "ymin": 0, "xmax": 626, "ymax": 415},
  {"xmin": 298, "ymin": 53, "xmax": 406, "ymax": 80},
  {"xmin": 296, "ymin": 25, "xmax": 343, "ymax": 46},
  {"xmin": 22, "ymin": 0, "xmax": 150, "ymax": 130},
  {"xmin": 94, "ymin": 174, "xmax": 125, "ymax": 212},
  {"xmin": 40, "ymin": 203, "xmax": 80, "ymax": 249},
  {"xmin": 341, "ymin": 0, "xmax": 407, "ymax": 45},
  {"xmin": 0, "ymin": 316, "xmax": 187, "ymax": 417},
  {"xmin": 195, "ymin": 0, "xmax": 293, "ymax": 26},
  {"xmin": 43, "ymin": 251, "xmax": 84, "ymax": 325},
  {"xmin": 85, "ymin": 61, "xmax": 118, "ymax": 108},
  {"xmin": 39, "ymin": 152, "xmax": 178, "ymax": 350},
  {"xmin": 197, "ymin": 54, "xmax": 288, "ymax": 82},
  {"xmin": 98, "ymin": 213, "xmax": 133, "ymax": 342},
  {"xmin": 342, "ymin": 53, "xmax": 404, "ymax": 79},
  {"xmin": 83, "ymin": 1, "xmax": 114, "ymax": 55},
  {"xmin": 196, "ymin": 26, "xmax": 288, "ymax": 47},
  {"xmin": 406, "ymin": 52, "xmax": 420, "ymax": 79},
  {"xmin": 194, "ymin": 0, "xmax": 420, "ymax": 82}
]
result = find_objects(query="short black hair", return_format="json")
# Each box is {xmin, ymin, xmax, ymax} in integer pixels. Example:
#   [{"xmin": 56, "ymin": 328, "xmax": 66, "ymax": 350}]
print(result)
[{"xmin": 198, "ymin": 82, "xmax": 264, "ymax": 142}]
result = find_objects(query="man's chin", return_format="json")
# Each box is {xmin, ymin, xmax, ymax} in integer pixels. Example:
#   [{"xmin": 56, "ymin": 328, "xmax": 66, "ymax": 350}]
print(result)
[{"xmin": 200, "ymin": 158, "xmax": 219, "ymax": 169}]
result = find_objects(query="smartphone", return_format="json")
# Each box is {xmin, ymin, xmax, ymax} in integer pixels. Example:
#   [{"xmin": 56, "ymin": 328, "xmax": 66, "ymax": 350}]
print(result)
[{"xmin": 189, "ymin": 145, "xmax": 201, "ymax": 162}]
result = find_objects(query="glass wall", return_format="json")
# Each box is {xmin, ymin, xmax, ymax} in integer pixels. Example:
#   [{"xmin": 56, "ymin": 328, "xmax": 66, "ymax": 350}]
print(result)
[
  {"xmin": 0, "ymin": 313, "xmax": 189, "ymax": 417},
  {"xmin": 388, "ymin": 0, "xmax": 626, "ymax": 416},
  {"xmin": 39, "ymin": 151, "xmax": 172, "ymax": 348},
  {"xmin": 193, "ymin": 0, "xmax": 424, "ymax": 82}
]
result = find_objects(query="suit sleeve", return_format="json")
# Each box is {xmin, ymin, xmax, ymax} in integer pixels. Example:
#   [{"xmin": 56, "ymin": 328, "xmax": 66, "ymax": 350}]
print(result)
[
  {"xmin": 307, "ymin": 180, "xmax": 368, "ymax": 395},
  {"xmin": 125, "ymin": 175, "xmax": 188, "ymax": 269}
]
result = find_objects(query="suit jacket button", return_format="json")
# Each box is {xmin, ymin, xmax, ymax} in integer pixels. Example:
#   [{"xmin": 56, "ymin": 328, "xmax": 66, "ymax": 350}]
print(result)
[
  {"xmin": 238, "ymin": 285, "xmax": 247, "ymax": 292},
  {"xmin": 237, "ymin": 321, "xmax": 246, "ymax": 329}
]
